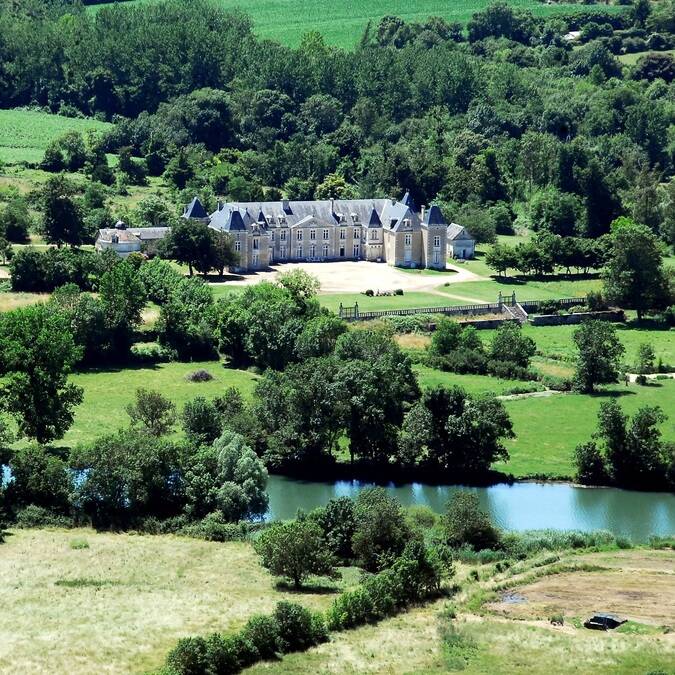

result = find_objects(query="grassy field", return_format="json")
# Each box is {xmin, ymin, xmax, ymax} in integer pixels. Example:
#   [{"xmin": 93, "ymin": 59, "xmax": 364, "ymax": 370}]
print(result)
[
  {"xmin": 90, "ymin": 0, "xmax": 625, "ymax": 48},
  {"xmin": 63, "ymin": 361, "xmax": 260, "ymax": 447},
  {"xmin": 2, "ymin": 530, "xmax": 670, "ymax": 675},
  {"xmin": 318, "ymin": 291, "xmax": 467, "ymax": 313},
  {"xmin": 0, "ymin": 109, "xmax": 111, "ymax": 165},
  {"xmin": 437, "ymin": 275, "xmax": 602, "ymax": 304},
  {"xmin": 0, "ymin": 529, "xmax": 355, "ymax": 674},
  {"xmin": 499, "ymin": 379, "xmax": 675, "ymax": 477},
  {"xmin": 619, "ymin": 48, "xmax": 675, "ymax": 65}
]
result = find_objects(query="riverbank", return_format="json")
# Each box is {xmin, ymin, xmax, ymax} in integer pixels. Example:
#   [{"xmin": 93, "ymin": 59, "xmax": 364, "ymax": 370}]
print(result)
[{"xmin": 265, "ymin": 476, "xmax": 675, "ymax": 540}]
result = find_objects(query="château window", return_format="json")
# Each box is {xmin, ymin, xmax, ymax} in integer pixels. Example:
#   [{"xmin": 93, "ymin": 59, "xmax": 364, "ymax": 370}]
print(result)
[
  {"xmin": 281, "ymin": 231, "xmax": 286, "ymax": 241},
  {"xmin": 370, "ymin": 230, "xmax": 377, "ymax": 241},
  {"xmin": 310, "ymin": 229, "xmax": 316, "ymax": 240},
  {"xmin": 323, "ymin": 229, "xmax": 329, "ymax": 240},
  {"xmin": 271, "ymin": 231, "xmax": 275, "ymax": 241},
  {"xmin": 353, "ymin": 228, "xmax": 359, "ymax": 238},
  {"xmin": 405, "ymin": 233, "xmax": 412, "ymax": 246},
  {"xmin": 322, "ymin": 244, "xmax": 329, "ymax": 257},
  {"xmin": 234, "ymin": 241, "xmax": 241, "ymax": 252},
  {"xmin": 434, "ymin": 235, "xmax": 440, "ymax": 247},
  {"xmin": 253, "ymin": 238, "xmax": 259, "ymax": 250},
  {"xmin": 297, "ymin": 230, "xmax": 303, "ymax": 241},
  {"xmin": 296, "ymin": 246, "xmax": 303, "ymax": 257},
  {"xmin": 340, "ymin": 228, "xmax": 346, "ymax": 240},
  {"xmin": 353, "ymin": 244, "xmax": 360, "ymax": 257}
]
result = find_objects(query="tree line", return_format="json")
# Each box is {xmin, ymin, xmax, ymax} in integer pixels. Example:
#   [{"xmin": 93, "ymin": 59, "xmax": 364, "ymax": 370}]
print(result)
[{"xmin": 2, "ymin": 0, "xmax": 675, "ymax": 249}]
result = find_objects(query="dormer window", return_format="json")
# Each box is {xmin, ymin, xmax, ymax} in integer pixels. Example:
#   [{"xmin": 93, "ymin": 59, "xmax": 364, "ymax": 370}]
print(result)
[
  {"xmin": 266, "ymin": 216, "xmax": 273, "ymax": 225},
  {"xmin": 403, "ymin": 218, "xmax": 411, "ymax": 228},
  {"xmin": 351, "ymin": 213, "xmax": 358, "ymax": 223},
  {"xmin": 337, "ymin": 213, "xmax": 346, "ymax": 223},
  {"xmin": 278, "ymin": 214, "xmax": 286, "ymax": 225}
]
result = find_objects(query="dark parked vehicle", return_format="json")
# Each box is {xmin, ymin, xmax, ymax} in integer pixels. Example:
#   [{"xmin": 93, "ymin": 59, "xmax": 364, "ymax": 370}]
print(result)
[{"xmin": 583, "ymin": 613, "xmax": 627, "ymax": 631}]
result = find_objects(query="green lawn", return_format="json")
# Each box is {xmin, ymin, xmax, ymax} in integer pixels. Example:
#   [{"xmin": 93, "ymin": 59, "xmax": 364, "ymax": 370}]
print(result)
[
  {"xmin": 414, "ymin": 365, "xmax": 527, "ymax": 396},
  {"xmin": 63, "ymin": 361, "xmax": 259, "ymax": 447},
  {"xmin": 498, "ymin": 379, "xmax": 675, "ymax": 478},
  {"xmin": 0, "ymin": 109, "xmax": 111, "ymax": 165},
  {"xmin": 504, "ymin": 323, "xmax": 675, "ymax": 368},
  {"xmin": 319, "ymin": 291, "xmax": 465, "ymax": 314},
  {"xmin": 618, "ymin": 48, "xmax": 675, "ymax": 65},
  {"xmin": 436, "ymin": 276, "xmax": 603, "ymax": 304},
  {"xmin": 89, "ymin": 0, "xmax": 624, "ymax": 48}
]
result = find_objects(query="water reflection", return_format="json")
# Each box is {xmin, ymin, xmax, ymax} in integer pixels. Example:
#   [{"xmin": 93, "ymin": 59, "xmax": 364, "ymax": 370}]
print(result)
[{"xmin": 266, "ymin": 476, "xmax": 675, "ymax": 541}]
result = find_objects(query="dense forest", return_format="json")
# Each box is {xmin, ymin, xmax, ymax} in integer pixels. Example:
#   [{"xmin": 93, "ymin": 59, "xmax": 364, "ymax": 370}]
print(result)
[{"xmin": 1, "ymin": 0, "xmax": 674, "ymax": 243}]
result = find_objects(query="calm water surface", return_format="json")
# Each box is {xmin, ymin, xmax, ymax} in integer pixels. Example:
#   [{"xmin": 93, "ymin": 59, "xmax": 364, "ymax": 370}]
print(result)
[{"xmin": 266, "ymin": 476, "xmax": 675, "ymax": 542}]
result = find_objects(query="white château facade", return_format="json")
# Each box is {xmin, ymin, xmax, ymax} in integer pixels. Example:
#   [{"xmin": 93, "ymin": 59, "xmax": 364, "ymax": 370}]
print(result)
[{"xmin": 183, "ymin": 193, "xmax": 451, "ymax": 273}]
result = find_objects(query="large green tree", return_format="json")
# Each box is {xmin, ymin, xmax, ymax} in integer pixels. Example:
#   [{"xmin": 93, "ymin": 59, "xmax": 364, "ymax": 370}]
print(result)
[
  {"xmin": 572, "ymin": 320, "xmax": 625, "ymax": 393},
  {"xmin": 0, "ymin": 305, "xmax": 83, "ymax": 443},
  {"xmin": 602, "ymin": 219, "xmax": 670, "ymax": 320}
]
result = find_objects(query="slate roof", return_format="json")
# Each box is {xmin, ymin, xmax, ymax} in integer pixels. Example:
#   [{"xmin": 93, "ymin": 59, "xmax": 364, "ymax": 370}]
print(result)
[
  {"xmin": 183, "ymin": 197, "xmax": 208, "ymax": 220},
  {"xmin": 447, "ymin": 223, "xmax": 473, "ymax": 241},
  {"xmin": 97, "ymin": 228, "xmax": 140, "ymax": 243},
  {"xmin": 209, "ymin": 208, "xmax": 247, "ymax": 232},
  {"xmin": 207, "ymin": 196, "xmax": 448, "ymax": 235},
  {"xmin": 127, "ymin": 227, "xmax": 171, "ymax": 241},
  {"xmin": 424, "ymin": 205, "xmax": 446, "ymax": 226}
]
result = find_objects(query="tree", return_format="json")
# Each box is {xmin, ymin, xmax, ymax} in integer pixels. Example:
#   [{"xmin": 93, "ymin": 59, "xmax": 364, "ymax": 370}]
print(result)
[
  {"xmin": 489, "ymin": 322, "xmax": 536, "ymax": 369},
  {"xmin": 294, "ymin": 314, "xmax": 347, "ymax": 359},
  {"xmin": 572, "ymin": 321, "xmax": 625, "ymax": 393},
  {"xmin": 573, "ymin": 441, "xmax": 608, "ymax": 485},
  {"xmin": 71, "ymin": 430, "xmax": 183, "ymax": 529},
  {"xmin": 6, "ymin": 444, "xmax": 72, "ymax": 515},
  {"xmin": 443, "ymin": 491, "xmax": 501, "ymax": 550},
  {"xmin": 485, "ymin": 243, "xmax": 517, "ymax": 277},
  {"xmin": 310, "ymin": 496, "xmax": 356, "ymax": 560},
  {"xmin": 352, "ymin": 487, "xmax": 412, "ymax": 571},
  {"xmin": 0, "ymin": 197, "xmax": 31, "ymax": 242},
  {"xmin": 38, "ymin": 175, "xmax": 86, "ymax": 247},
  {"xmin": 314, "ymin": 173, "xmax": 356, "ymax": 200},
  {"xmin": 183, "ymin": 430, "xmax": 268, "ymax": 521},
  {"xmin": 126, "ymin": 388, "xmax": 177, "ymax": 437},
  {"xmin": 254, "ymin": 519, "xmax": 336, "ymax": 588},
  {"xmin": 0, "ymin": 305, "xmax": 83, "ymax": 443},
  {"xmin": 99, "ymin": 260, "xmax": 147, "ymax": 353},
  {"xmin": 181, "ymin": 396, "xmax": 222, "ymax": 446},
  {"xmin": 602, "ymin": 219, "xmax": 670, "ymax": 320},
  {"xmin": 636, "ymin": 342, "xmax": 656, "ymax": 375},
  {"xmin": 161, "ymin": 219, "xmax": 212, "ymax": 276}
]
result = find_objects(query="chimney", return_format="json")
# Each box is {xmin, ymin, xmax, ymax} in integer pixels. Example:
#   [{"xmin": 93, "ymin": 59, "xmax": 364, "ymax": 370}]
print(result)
[
  {"xmin": 282, "ymin": 198, "xmax": 290, "ymax": 213},
  {"xmin": 330, "ymin": 197, "xmax": 335, "ymax": 213},
  {"xmin": 217, "ymin": 200, "xmax": 223, "ymax": 211},
  {"xmin": 421, "ymin": 205, "xmax": 426, "ymax": 222}
]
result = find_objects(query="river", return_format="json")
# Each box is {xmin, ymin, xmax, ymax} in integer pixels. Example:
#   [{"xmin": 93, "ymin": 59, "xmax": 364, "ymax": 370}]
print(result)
[{"xmin": 266, "ymin": 476, "xmax": 675, "ymax": 542}]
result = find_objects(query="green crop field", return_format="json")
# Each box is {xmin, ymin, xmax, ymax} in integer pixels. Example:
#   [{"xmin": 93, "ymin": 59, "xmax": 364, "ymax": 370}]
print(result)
[
  {"xmin": 90, "ymin": 0, "xmax": 624, "ymax": 48},
  {"xmin": 0, "ymin": 109, "xmax": 111, "ymax": 165}
]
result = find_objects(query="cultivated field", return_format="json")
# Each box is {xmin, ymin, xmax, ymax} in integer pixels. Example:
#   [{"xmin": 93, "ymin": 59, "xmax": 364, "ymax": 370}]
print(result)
[
  {"xmin": 89, "ymin": 0, "xmax": 624, "ymax": 48},
  {"xmin": 0, "ymin": 109, "xmax": 111, "ymax": 165}
]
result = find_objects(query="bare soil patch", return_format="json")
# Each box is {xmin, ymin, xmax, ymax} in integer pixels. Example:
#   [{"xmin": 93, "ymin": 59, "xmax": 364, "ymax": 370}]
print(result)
[{"xmin": 487, "ymin": 551, "xmax": 675, "ymax": 627}]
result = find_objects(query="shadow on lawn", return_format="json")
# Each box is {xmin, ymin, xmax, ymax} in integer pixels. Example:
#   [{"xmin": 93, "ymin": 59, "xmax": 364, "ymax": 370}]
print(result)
[{"xmin": 274, "ymin": 580, "xmax": 341, "ymax": 595}]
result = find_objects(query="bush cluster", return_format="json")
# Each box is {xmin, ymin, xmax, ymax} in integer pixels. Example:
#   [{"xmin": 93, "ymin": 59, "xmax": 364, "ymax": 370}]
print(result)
[
  {"xmin": 326, "ymin": 541, "xmax": 443, "ymax": 631},
  {"xmin": 165, "ymin": 601, "xmax": 328, "ymax": 675}
]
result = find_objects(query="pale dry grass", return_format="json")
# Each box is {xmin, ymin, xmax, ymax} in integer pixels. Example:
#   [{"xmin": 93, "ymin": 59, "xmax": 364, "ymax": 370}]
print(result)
[
  {"xmin": 0, "ymin": 529, "xmax": 336, "ymax": 674},
  {"xmin": 0, "ymin": 291, "xmax": 49, "ymax": 312},
  {"xmin": 394, "ymin": 333, "xmax": 431, "ymax": 350}
]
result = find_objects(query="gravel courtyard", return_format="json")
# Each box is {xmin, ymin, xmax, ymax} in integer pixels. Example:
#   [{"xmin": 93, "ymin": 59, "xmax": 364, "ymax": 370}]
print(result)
[{"xmin": 214, "ymin": 260, "xmax": 482, "ymax": 293}]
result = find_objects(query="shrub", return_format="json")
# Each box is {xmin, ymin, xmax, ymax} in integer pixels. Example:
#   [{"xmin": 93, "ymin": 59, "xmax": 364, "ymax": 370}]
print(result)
[
  {"xmin": 364, "ymin": 289, "xmax": 374, "ymax": 296},
  {"xmin": 204, "ymin": 633, "xmax": 247, "ymax": 674},
  {"xmin": 185, "ymin": 369, "xmax": 214, "ymax": 382},
  {"xmin": 443, "ymin": 492, "xmax": 501, "ymax": 551},
  {"xmin": 180, "ymin": 513, "xmax": 250, "ymax": 542},
  {"xmin": 181, "ymin": 396, "xmax": 222, "ymax": 446},
  {"xmin": 166, "ymin": 636, "xmax": 209, "ymax": 675},
  {"xmin": 241, "ymin": 615, "xmax": 280, "ymax": 660},
  {"xmin": 69, "ymin": 538, "xmax": 89, "ymax": 550},
  {"xmin": 14, "ymin": 505, "xmax": 73, "ymax": 529},
  {"xmin": 586, "ymin": 291, "xmax": 607, "ymax": 312},
  {"xmin": 394, "ymin": 288, "xmax": 404, "ymax": 295},
  {"xmin": 273, "ymin": 602, "xmax": 328, "ymax": 653},
  {"xmin": 635, "ymin": 374, "xmax": 648, "ymax": 386},
  {"xmin": 326, "ymin": 586, "xmax": 376, "ymax": 631},
  {"xmin": 549, "ymin": 612, "xmax": 564, "ymax": 625}
]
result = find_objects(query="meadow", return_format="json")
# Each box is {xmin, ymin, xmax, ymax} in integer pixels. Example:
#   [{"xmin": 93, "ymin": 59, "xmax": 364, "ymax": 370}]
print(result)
[
  {"xmin": 89, "ymin": 0, "xmax": 624, "ymax": 48},
  {"xmin": 62, "ymin": 361, "xmax": 260, "ymax": 447},
  {"xmin": 1, "ymin": 529, "xmax": 670, "ymax": 674},
  {"xmin": 0, "ymin": 529, "xmax": 356, "ymax": 674},
  {"xmin": 0, "ymin": 109, "xmax": 111, "ymax": 165}
]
